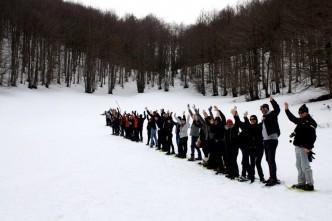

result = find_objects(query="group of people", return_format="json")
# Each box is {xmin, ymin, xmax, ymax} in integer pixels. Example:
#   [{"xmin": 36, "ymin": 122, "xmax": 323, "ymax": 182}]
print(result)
[
  {"xmin": 103, "ymin": 108, "xmax": 146, "ymax": 142},
  {"xmin": 103, "ymin": 96, "xmax": 317, "ymax": 191}
]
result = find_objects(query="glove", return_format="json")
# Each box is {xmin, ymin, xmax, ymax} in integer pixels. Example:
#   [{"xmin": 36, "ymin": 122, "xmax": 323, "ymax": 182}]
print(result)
[{"xmin": 308, "ymin": 151, "xmax": 316, "ymax": 162}]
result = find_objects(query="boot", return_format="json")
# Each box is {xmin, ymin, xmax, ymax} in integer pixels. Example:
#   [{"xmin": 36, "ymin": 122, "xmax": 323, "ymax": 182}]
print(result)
[
  {"xmin": 195, "ymin": 156, "xmax": 202, "ymax": 161},
  {"xmin": 188, "ymin": 156, "xmax": 195, "ymax": 161},
  {"xmin": 303, "ymin": 184, "xmax": 314, "ymax": 191},
  {"xmin": 265, "ymin": 178, "xmax": 280, "ymax": 186},
  {"xmin": 238, "ymin": 176, "xmax": 249, "ymax": 182},
  {"xmin": 291, "ymin": 183, "xmax": 305, "ymax": 189},
  {"xmin": 259, "ymin": 178, "xmax": 266, "ymax": 183}
]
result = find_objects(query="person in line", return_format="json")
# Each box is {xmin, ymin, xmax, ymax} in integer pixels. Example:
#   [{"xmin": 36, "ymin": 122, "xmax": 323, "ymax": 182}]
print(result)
[
  {"xmin": 174, "ymin": 112, "xmax": 190, "ymax": 158},
  {"xmin": 224, "ymin": 117, "xmax": 240, "ymax": 180},
  {"xmin": 145, "ymin": 108, "xmax": 158, "ymax": 148},
  {"xmin": 187, "ymin": 104, "xmax": 202, "ymax": 161},
  {"xmin": 233, "ymin": 108, "xmax": 250, "ymax": 182},
  {"xmin": 260, "ymin": 96, "xmax": 281, "ymax": 186},
  {"xmin": 138, "ymin": 112, "xmax": 146, "ymax": 142}
]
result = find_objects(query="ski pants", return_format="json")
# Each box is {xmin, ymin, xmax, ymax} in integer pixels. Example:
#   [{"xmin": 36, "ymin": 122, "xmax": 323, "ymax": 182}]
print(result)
[{"xmin": 295, "ymin": 146, "xmax": 314, "ymax": 185}]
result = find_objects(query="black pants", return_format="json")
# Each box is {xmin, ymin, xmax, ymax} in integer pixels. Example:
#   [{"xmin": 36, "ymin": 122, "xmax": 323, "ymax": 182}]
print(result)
[
  {"xmin": 138, "ymin": 127, "xmax": 143, "ymax": 141},
  {"xmin": 190, "ymin": 136, "xmax": 202, "ymax": 158},
  {"xmin": 164, "ymin": 133, "xmax": 171, "ymax": 153},
  {"xmin": 178, "ymin": 137, "xmax": 188, "ymax": 157},
  {"xmin": 106, "ymin": 118, "xmax": 111, "ymax": 126},
  {"xmin": 207, "ymin": 140, "xmax": 219, "ymax": 169},
  {"xmin": 146, "ymin": 127, "xmax": 151, "ymax": 144},
  {"xmin": 201, "ymin": 139, "xmax": 209, "ymax": 158},
  {"xmin": 133, "ymin": 128, "xmax": 139, "ymax": 141},
  {"xmin": 248, "ymin": 146, "xmax": 264, "ymax": 180},
  {"xmin": 120, "ymin": 125, "xmax": 124, "ymax": 136},
  {"xmin": 264, "ymin": 139, "xmax": 278, "ymax": 180},
  {"xmin": 226, "ymin": 144, "xmax": 239, "ymax": 177},
  {"xmin": 157, "ymin": 129, "xmax": 163, "ymax": 149},
  {"xmin": 240, "ymin": 145, "xmax": 250, "ymax": 177}
]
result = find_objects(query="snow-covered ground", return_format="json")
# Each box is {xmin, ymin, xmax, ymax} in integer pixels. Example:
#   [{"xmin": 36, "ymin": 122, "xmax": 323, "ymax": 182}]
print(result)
[{"xmin": 1, "ymin": 84, "xmax": 332, "ymax": 221}]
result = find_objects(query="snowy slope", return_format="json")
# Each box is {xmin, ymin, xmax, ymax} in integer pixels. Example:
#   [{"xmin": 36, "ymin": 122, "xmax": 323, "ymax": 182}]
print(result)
[{"xmin": 0, "ymin": 84, "xmax": 332, "ymax": 221}]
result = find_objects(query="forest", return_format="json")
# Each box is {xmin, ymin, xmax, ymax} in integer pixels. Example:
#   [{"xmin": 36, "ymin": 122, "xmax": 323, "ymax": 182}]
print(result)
[{"xmin": 0, "ymin": 0, "xmax": 331, "ymax": 99}]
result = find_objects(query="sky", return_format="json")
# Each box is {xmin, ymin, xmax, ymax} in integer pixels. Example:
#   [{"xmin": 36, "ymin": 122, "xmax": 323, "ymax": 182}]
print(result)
[{"xmin": 64, "ymin": 0, "xmax": 244, "ymax": 25}]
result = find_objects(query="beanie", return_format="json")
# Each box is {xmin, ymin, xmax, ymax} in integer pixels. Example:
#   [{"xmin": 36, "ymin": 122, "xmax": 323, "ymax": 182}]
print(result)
[
  {"xmin": 299, "ymin": 104, "xmax": 309, "ymax": 113},
  {"xmin": 226, "ymin": 119, "xmax": 234, "ymax": 126}
]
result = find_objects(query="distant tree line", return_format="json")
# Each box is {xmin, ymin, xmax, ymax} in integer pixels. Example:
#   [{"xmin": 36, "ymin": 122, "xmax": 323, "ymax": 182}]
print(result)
[{"xmin": 0, "ymin": 0, "xmax": 331, "ymax": 99}]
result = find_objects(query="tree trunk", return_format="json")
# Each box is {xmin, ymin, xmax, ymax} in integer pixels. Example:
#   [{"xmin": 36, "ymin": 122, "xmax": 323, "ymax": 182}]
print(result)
[
  {"xmin": 326, "ymin": 40, "xmax": 332, "ymax": 95},
  {"xmin": 212, "ymin": 63, "xmax": 218, "ymax": 96},
  {"xmin": 288, "ymin": 41, "xmax": 293, "ymax": 93},
  {"xmin": 200, "ymin": 63, "xmax": 206, "ymax": 96},
  {"xmin": 10, "ymin": 27, "xmax": 20, "ymax": 87}
]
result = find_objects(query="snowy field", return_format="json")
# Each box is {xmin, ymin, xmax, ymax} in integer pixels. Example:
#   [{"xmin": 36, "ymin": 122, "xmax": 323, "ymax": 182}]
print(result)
[{"xmin": 1, "ymin": 84, "xmax": 332, "ymax": 221}]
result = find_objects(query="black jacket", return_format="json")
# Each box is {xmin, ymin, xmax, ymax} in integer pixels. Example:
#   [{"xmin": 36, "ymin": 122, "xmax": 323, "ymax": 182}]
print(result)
[
  {"xmin": 235, "ymin": 115, "xmax": 263, "ymax": 148},
  {"xmin": 262, "ymin": 99, "xmax": 281, "ymax": 136},
  {"xmin": 285, "ymin": 109, "xmax": 317, "ymax": 149},
  {"xmin": 225, "ymin": 126, "xmax": 239, "ymax": 147},
  {"xmin": 234, "ymin": 115, "xmax": 250, "ymax": 145}
]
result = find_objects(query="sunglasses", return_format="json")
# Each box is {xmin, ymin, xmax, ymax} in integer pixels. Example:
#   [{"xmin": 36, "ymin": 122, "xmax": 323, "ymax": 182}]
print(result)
[{"xmin": 250, "ymin": 118, "xmax": 257, "ymax": 121}]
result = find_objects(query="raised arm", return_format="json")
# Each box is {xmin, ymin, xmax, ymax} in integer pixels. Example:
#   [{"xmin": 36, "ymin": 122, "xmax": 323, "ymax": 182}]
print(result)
[
  {"xmin": 194, "ymin": 108, "xmax": 206, "ymax": 125},
  {"xmin": 270, "ymin": 96, "xmax": 280, "ymax": 116},
  {"xmin": 214, "ymin": 106, "xmax": 226, "ymax": 125},
  {"xmin": 284, "ymin": 102, "xmax": 300, "ymax": 124},
  {"xmin": 208, "ymin": 106, "xmax": 214, "ymax": 119},
  {"xmin": 188, "ymin": 104, "xmax": 194, "ymax": 119},
  {"xmin": 145, "ymin": 108, "xmax": 154, "ymax": 117}
]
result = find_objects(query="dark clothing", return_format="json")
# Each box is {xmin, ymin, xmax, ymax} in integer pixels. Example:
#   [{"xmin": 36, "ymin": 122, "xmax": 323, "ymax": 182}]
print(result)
[
  {"xmin": 264, "ymin": 139, "xmax": 278, "ymax": 181},
  {"xmin": 248, "ymin": 146, "xmax": 264, "ymax": 180},
  {"xmin": 190, "ymin": 136, "xmax": 202, "ymax": 159},
  {"xmin": 178, "ymin": 137, "xmax": 188, "ymax": 157},
  {"xmin": 240, "ymin": 146, "xmax": 249, "ymax": 177},
  {"xmin": 262, "ymin": 99, "xmax": 281, "ymax": 137},
  {"xmin": 225, "ymin": 125, "xmax": 239, "ymax": 177},
  {"xmin": 164, "ymin": 119, "xmax": 176, "ymax": 153},
  {"xmin": 285, "ymin": 110, "xmax": 317, "ymax": 149},
  {"xmin": 234, "ymin": 115, "xmax": 250, "ymax": 177},
  {"xmin": 262, "ymin": 99, "xmax": 280, "ymax": 182},
  {"xmin": 241, "ymin": 117, "xmax": 264, "ymax": 180},
  {"xmin": 146, "ymin": 110, "xmax": 157, "ymax": 129}
]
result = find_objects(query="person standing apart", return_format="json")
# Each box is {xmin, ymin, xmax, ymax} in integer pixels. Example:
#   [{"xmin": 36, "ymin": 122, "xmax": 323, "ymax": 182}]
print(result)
[{"xmin": 285, "ymin": 103, "xmax": 317, "ymax": 191}]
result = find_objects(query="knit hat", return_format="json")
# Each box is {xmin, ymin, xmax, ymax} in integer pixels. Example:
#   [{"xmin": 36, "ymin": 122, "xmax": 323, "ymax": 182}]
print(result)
[
  {"xmin": 260, "ymin": 103, "xmax": 269, "ymax": 110},
  {"xmin": 226, "ymin": 119, "xmax": 234, "ymax": 126},
  {"xmin": 299, "ymin": 104, "xmax": 309, "ymax": 113}
]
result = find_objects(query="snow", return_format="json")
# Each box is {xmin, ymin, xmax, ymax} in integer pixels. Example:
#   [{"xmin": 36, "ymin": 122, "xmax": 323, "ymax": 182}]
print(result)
[{"xmin": 1, "ymin": 84, "xmax": 332, "ymax": 221}]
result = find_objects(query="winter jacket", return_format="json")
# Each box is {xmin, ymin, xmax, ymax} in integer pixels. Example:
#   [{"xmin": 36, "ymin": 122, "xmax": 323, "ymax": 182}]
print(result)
[
  {"xmin": 133, "ymin": 116, "xmax": 139, "ymax": 128},
  {"xmin": 234, "ymin": 115, "xmax": 250, "ymax": 145},
  {"xmin": 285, "ymin": 109, "xmax": 317, "ymax": 149},
  {"xmin": 211, "ymin": 122, "xmax": 225, "ymax": 142},
  {"xmin": 188, "ymin": 108, "xmax": 201, "ymax": 137},
  {"xmin": 190, "ymin": 120, "xmax": 201, "ymax": 137},
  {"xmin": 225, "ymin": 125, "xmax": 239, "ymax": 147},
  {"xmin": 262, "ymin": 99, "xmax": 280, "ymax": 137},
  {"xmin": 146, "ymin": 115, "xmax": 156, "ymax": 130},
  {"xmin": 163, "ymin": 119, "xmax": 176, "ymax": 135},
  {"xmin": 138, "ymin": 115, "xmax": 146, "ymax": 128},
  {"xmin": 175, "ymin": 117, "xmax": 190, "ymax": 138}
]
